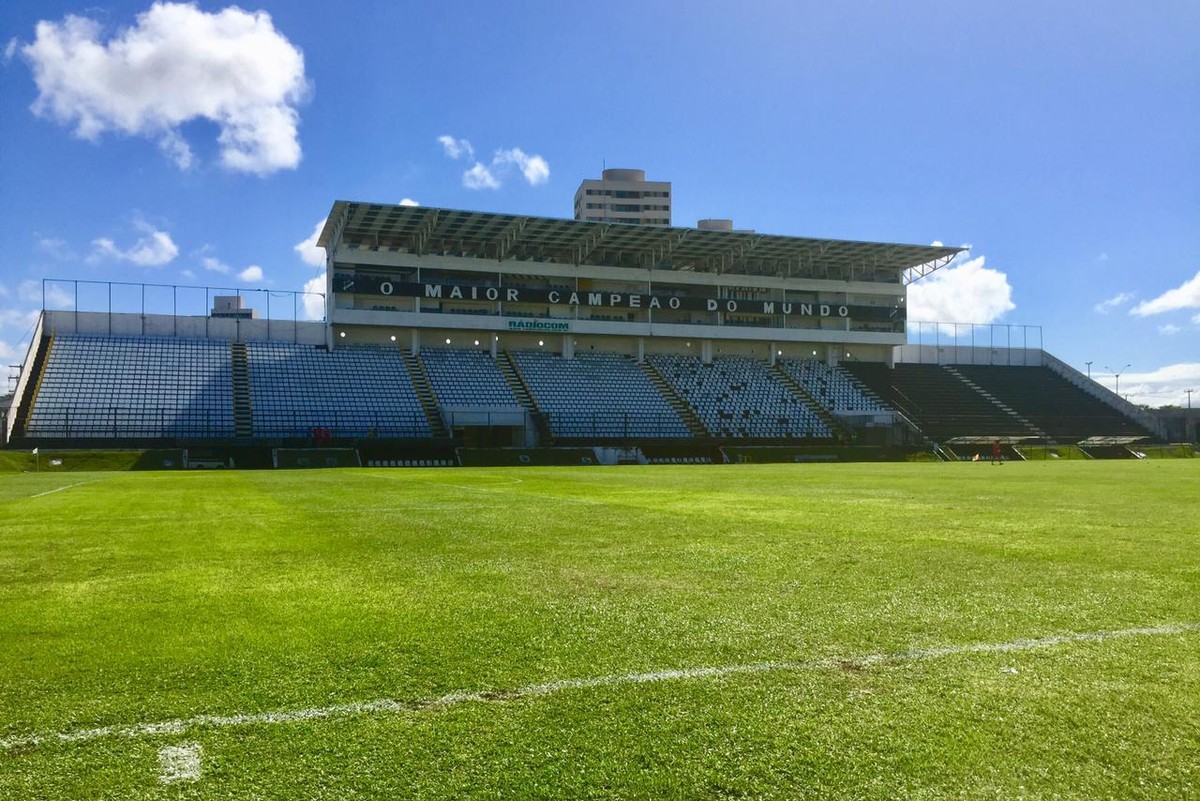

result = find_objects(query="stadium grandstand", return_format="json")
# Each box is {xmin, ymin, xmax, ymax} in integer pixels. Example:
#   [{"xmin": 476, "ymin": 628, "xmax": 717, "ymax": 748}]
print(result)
[{"xmin": 3, "ymin": 199, "xmax": 1170, "ymax": 466}]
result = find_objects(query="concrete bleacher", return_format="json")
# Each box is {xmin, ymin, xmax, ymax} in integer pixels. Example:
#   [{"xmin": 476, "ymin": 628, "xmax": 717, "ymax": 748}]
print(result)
[
  {"xmin": 953, "ymin": 365, "xmax": 1154, "ymax": 441},
  {"xmin": 648, "ymin": 355, "xmax": 831, "ymax": 439},
  {"xmin": 778, "ymin": 358, "xmax": 889, "ymax": 414},
  {"xmin": 246, "ymin": 343, "xmax": 430, "ymax": 438},
  {"xmin": 510, "ymin": 350, "xmax": 689, "ymax": 439},
  {"xmin": 26, "ymin": 334, "xmax": 234, "ymax": 438},
  {"xmin": 844, "ymin": 362, "xmax": 1030, "ymax": 441},
  {"xmin": 843, "ymin": 362, "xmax": 1155, "ymax": 443}
]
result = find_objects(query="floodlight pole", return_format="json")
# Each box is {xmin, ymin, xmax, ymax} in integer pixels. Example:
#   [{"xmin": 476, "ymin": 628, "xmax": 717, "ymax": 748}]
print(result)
[
  {"xmin": 1105, "ymin": 363, "xmax": 1131, "ymax": 396},
  {"xmin": 1186, "ymin": 389, "xmax": 1194, "ymax": 410},
  {"xmin": 1085, "ymin": 361, "xmax": 1093, "ymax": 379}
]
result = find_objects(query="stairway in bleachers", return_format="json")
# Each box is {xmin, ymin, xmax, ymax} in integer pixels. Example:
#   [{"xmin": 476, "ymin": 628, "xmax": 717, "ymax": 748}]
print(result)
[
  {"xmin": 230, "ymin": 342, "xmax": 253, "ymax": 438},
  {"xmin": 843, "ymin": 362, "xmax": 1155, "ymax": 444},
  {"xmin": 843, "ymin": 362, "xmax": 1034, "ymax": 442},
  {"xmin": 943, "ymin": 366, "xmax": 1046, "ymax": 440},
  {"xmin": 768, "ymin": 363, "xmax": 845, "ymax": 439},
  {"xmin": 639, "ymin": 361, "xmax": 708, "ymax": 438},
  {"xmin": 647, "ymin": 354, "xmax": 831, "ymax": 440},
  {"xmin": 496, "ymin": 351, "xmax": 539, "ymax": 412},
  {"xmin": 401, "ymin": 351, "xmax": 449, "ymax": 438},
  {"xmin": 496, "ymin": 351, "xmax": 552, "ymax": 443},
  {"xmin": 953, "ymin": 365, "xmax": 1156, "ymax": 442},
  {"xmin": 11, "ymin": 334, "xmax": 51, "ymax": 439}
]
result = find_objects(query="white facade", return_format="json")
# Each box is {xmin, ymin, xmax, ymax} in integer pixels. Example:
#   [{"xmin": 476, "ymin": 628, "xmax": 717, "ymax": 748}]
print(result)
[
  {"xmin": 317, "ymin": 201, "xmax": 963, "ymax": 365},
  {"xmin": 573, "ymin": 168, "xmax": 671, "ymax": 226}
]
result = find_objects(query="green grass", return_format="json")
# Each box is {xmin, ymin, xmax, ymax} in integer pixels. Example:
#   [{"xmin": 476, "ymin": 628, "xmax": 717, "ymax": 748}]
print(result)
[
  {"xmin": 1, "ymin": 461, "xmax": 1198, "ymax": 799},
  {"xmin": 0, "ymin": 449, "xmax": 183, "ymax": 473}
]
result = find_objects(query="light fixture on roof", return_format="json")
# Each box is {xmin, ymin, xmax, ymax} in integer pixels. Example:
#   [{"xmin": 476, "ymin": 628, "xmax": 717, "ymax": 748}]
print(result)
[
  {"xmin": 390, "ymin": 335, "xmax": 396, "ymax": 342},
  {"xmin": 538, "ymin": 340, "xmax": 544, "ymax": 347},
  {"xmin": 445, "ymin": 338, "xmax": 451, "ymax": 344},
  {"xmin": 474, "ymin": 340, "xmax": 479, "ymax": 346},
  {"xmin": 339, "ymin": 331, "xmax": 346, "ymax": 338}
]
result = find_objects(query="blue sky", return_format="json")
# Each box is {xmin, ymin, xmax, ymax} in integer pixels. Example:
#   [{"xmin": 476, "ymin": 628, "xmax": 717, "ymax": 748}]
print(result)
[{"xmin": 1, "ymin": 1, "xmax": 1197, "ymax": 406}]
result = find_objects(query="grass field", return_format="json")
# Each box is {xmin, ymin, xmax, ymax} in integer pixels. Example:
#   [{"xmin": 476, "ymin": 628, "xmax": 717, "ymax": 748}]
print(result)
[{"xmin": 1, "ymin": 461, "xmax": 1198, "ymax": 799}]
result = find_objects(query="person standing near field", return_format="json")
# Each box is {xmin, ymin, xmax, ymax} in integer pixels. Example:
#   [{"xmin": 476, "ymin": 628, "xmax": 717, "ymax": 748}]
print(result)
[{"xmin": 991, "ymin": 439, "xmax": 1003, "ymax": 465}]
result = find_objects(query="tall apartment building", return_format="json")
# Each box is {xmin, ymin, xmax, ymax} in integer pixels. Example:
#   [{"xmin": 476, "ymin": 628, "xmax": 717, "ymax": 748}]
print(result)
[{"xmin": 573, "ymin": 168, "xmax": 671, "ymax": 226}]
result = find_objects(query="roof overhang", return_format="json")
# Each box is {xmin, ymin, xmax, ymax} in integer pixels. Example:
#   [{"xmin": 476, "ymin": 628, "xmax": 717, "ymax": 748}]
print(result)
[{"xmin": 318, "ymin": 201, "xmax": 963, "ymax": 282}]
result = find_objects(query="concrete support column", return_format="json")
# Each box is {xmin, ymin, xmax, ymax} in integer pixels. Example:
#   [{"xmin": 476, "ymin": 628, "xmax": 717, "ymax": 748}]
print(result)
[
  {"xmin": 701, "ymin": 340, "xmax": 713, "ymax": 364},
  {"xmin": 491, "ymin": 333, "xmax": 498, "ymax": 358},
  {"xmin": 637, "ymin": 337, "xmax": 645, "ymax": 363},
  {"xmin": 769, "ymin": 341, "xmax": 777, "ymax": 366},
  {"xmin": 563, "ymin": 335, "xmax": 574, "ymax": 359},
  {"xmin": 411, "ymin": 329, "xmax": 421, "ymax": 355}
]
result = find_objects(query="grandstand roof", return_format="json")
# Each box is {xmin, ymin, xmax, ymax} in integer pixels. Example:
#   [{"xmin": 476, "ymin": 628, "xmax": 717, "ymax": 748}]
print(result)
[{"xmin": 319, "ymin": 201, "xmax": 963, "ymax": 284}]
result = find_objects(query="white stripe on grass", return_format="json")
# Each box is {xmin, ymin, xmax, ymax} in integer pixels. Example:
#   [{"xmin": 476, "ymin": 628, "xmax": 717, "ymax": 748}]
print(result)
[
  {"xmin": 29, "ymin": 480, "xmax": 98, "ymax": 499},
  {"xmin": 2, "ymin": 622, "xmax": 1196, "ymax": 752}
]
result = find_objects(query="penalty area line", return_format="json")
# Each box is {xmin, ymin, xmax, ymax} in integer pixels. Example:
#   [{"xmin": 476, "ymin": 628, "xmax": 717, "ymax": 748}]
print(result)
[
  {"xmin": 29, "ymin": 480, "xmax": 99, "ymax": 499},
  {"xmin": 3, "ymin": 621, "xmax": 1197, "ymax": 753}
]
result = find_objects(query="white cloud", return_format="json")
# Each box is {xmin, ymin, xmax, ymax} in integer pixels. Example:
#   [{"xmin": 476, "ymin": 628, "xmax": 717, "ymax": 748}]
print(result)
[
  {"xmin": 36, "ymin": 236, "xmax": 74, "ymax": 260},
  {"xmin": 294, "ymin": 218, "xmax": 326, "ymax": 269},
  {"xmin": 1130, "ymin": 270, "xmax": 1200, "ymax": 316},
  {"xmin": 0, "ymin": 308, "xmax": 41, "ymax": 329},
  {"xmin": 1107, "ymin": 362, "xmax": 1200, "ymax": 408},
  {"xmin": 399, "ymin": 198, "xmax": 419, "ymax": 207},
  {"xmin": 0, "ymin": 340, "xmax": 24, "ymax": 361},
  {"xmin": 437, "ymin": 135, "xmax": 474, "ymax": 160},
  {"xmin": 445, "ymin": 136, "xmax": 551, "ymax": 189},
  {"xmin": 494, "ymin": 147, "xmax": 550, "ymax": 186},
  {"xmin": 0, "ymin": 284, "xmax": 8, "ymax": 299},
  {"xmin": 463, "ymin": 162, "xmax": 500, "ymax": 190},
  {"xmin": 1094, "ymin": 291, "xmax": 1133, "ymax": 314},
  {"xmin": 1158, "ymin": 324, "xmax": 1182, "ymax": 336},
  {"xmin": 89, "ymin": 222, "xmax": 178, "ymax": 266},
  {"xmin": 180, "ymin": 269, "xmax": 195, "ymax": 280},
  {"xmin": 20, "ymin": 3, "xmax": 307, "ymax": 175},
  {"xmin": 301, "ymin": 273, "xmax": 325, "ymax": 320},
  {"xmin": 202, "ymin": 256, "xmax": 231, "ymax": 274},
  {"xmin": 3, "ymin": 38, "xmax": 17, "ymax": 63},
  {"xmin": 18, "ymin": 280, "xmax": 74, "ymax": 309},
  {"xmin": 237, "ymin": 265, "xmax": 263, "ymax": 282},
  {"xmin": 907, "ymin": 251, "xmax": 1015, "ymax": 331}
]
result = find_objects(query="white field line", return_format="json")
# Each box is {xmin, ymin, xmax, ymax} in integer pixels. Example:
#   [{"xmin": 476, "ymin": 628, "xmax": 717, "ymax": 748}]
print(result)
[
  {"xmin": 157, "ymin": 742, "xmax": 202, "ymax": 784},
  {"xmin": 28, "ymin": 480, "xmax": 98, "ymax": 499},
  {"xmin": 2, "ymin": 622, "xmax": 1196, "ymax": 753}
]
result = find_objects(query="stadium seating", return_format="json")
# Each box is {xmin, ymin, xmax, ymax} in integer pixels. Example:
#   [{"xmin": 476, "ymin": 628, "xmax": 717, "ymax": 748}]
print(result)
[
  {"xmin": 26, "ymin": 334, "xmax": 235, "ymax": 438},
  {"xmin": 510, "ymin": 350, "xmax": 690, "ymax": 439},
  {"xmin": 952, "ymin": 365, "xmax": 1154, "ymax": 441},
  {"xmin": 419, "ymin": 348, "xmax": 520, "ymax": 408},
  {"xmin": 246, "ymin": 343, "xmax": 430, "ymax": 438},
  {"xmin": 647, "ymin": 355, "xmax": 831, "ymax": 439},
  {"xmin": 778, "ymin": 358, "xmax": 889, "ymax": 413},
  {"xmin": 842, "ymin": 362, "xmax": 1030, "ymax": 441}
]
